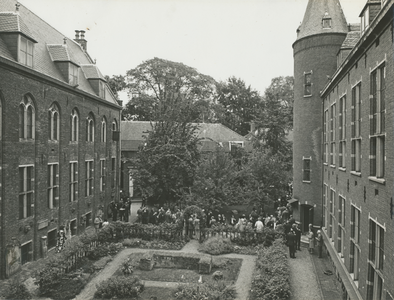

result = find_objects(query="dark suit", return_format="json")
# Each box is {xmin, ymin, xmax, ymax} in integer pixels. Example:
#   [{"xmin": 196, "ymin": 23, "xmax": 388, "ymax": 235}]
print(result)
[{"xmin": 287, "ymin": 230, "xmax": 297, "ymax": 258}]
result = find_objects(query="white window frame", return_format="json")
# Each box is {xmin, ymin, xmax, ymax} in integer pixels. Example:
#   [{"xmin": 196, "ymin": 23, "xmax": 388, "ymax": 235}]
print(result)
[
  {"xmin": 47, "ymin": 163, "xmax": 59, "ymax": 209},
  {"xmin": 71, "ymin": 109, "xmax": 79, "ymax": 142},
  {"xmin": 85, "ymin": 160, "xmax": 94, "ymax": 196},
  {"xmin": 19, "ymin": 164, "xmax": 34, "ymax": 219},
  {"xmin": 19, "ymin": 36, "xmax": 33, "ymax": 67},
  {"xmin": 100, "ymin": 159, "xmax": 106, "ymax": 192}
]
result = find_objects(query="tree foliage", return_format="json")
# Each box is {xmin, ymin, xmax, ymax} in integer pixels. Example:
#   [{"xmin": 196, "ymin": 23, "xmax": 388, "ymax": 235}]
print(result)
[
  {"xmin": 104, "ymin": 75, "xmax": 126, "ymax": 98},
  {"xmin": 215, "ymin": 77, "xmax": 262, "ymax": 135},
  {"xmin": 123, "ymin": 57, "xmax": 217, "ymax": 122},
  {"xmin": 131, "ymin": 119, "xmax": 201, "ymax": 205},
  {"xmin": 252, "ymin": 76, "xmax": 294, "ymax": 158}
]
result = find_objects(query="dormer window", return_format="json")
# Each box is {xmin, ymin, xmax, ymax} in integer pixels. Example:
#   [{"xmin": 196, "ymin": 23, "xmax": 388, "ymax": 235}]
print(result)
[
  {"xmin": 99, "ymin": 81, "xmax": 106, "ymax": 98},
  {"xmin": 360, "ymin": 6, "xmax": 370, "ymax": 34},
  {"xmin": 69, "ymin": 63, "xmax": 79, "ymax": 86},
  {"xmin": 322, "ymin": 12, "xmax": 332, "ymax": 29},
  {"xmin": 19, "ymin": 36, "xmax": 34, "ymax": 67}
]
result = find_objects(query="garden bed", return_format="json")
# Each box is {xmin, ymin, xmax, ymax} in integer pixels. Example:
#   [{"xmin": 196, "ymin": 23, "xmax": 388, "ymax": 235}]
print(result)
[{"xmin": 116, "ymin": 252, "xmax": 242, "ymax": 284}]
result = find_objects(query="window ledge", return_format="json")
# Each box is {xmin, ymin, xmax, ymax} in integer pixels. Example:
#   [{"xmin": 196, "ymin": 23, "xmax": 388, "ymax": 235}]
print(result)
[
  {"xmin": 339, "ymin": 167, "xmax": 346, "ymax": 172},
  {"xmin": 368, "ymin": 176, "xmax": 385, "ymax": 185},
  {"xmin": 303, "ymin": 94, "xmax": 312, "ymax": 98},
  {"xmin": 350, "ymin": 171, "xmax": 361, "ymax": 177},
  {"xmin": 69, "ymin": 141, "xmax": 79, "ymax": 145},
  {"xmin": 48, "ymin": 140, "xmax": 59, "ymax": 143},
  {"xmin": 19, "ymin": 138, "xmax": 35, "ymax": 143},
  {"xmin": 323, "ymin": 163, "xmax": 328, "ymax": 166},
  {"xmin": 330, "ymin": 165, "xmax": 336, "ymax": 168},
  {"xmin": 302, "ymin": 180, "xmax": 311, "ymax": 184}
]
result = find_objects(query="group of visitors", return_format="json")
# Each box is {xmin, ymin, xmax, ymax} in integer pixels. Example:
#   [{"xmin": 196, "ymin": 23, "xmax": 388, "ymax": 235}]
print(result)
[
  {"xmin": 136, "ymin": 205, "xmax": 184, "ymax": 225},
  {"xmin": 108, "ymin": 199, "xmax": 131, "ymax": 222},
  {"xmin": 286, "ymin": 222, "xmax": 323, "ymax": 259}
]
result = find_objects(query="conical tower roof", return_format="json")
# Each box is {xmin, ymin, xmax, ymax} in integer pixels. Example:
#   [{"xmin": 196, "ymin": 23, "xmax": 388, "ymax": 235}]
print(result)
[{"xmin": 296, "ymin": 0, "xmax": 348, "ymax": 41}]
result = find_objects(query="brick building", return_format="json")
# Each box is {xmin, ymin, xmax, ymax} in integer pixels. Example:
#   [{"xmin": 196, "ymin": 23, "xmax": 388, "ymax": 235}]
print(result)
[
  {"xmin": 293, "ymin": 0, "xmax": 394, "ymax": 299},
  {"xmin": 0, "ymin": 0, "xmax": 121, "ymax": 278}
]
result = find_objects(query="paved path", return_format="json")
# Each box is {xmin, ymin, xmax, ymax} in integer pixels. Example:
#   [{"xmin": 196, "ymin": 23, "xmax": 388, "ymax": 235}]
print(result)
[
  {"xmin": 74, "ymin": 240, "xmax": 255, "ymax": 300},
  {"xmin": 288, "ymin": 246, "xmax": 322, "ymax": 300}
]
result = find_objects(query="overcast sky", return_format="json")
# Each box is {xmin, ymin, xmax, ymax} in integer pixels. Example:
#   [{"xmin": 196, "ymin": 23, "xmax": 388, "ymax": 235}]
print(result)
[{"xmin": 19, "ymin": 0, "xmax": 365, "ymax": 100}]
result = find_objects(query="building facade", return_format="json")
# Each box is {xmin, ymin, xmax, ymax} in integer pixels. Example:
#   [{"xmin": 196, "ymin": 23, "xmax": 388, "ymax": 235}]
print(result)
[
  {"xmin": 293, "ymin": 0, "xmax": 394, "ymax": 299},
  {"xmin": 0, "ymin": 0, "xmax": 121, "ymax": 278}
]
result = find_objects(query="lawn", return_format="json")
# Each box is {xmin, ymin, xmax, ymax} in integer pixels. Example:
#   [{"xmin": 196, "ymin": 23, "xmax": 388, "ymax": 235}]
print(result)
[{"xmin": 139, "ymin": 287, "xmax": 175, "ymax": 300}]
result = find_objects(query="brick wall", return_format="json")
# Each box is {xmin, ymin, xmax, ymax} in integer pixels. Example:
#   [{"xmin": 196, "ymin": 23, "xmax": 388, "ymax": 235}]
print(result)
[{"xmin": 0, "ymin": 66, "xmax": 121, "ymax": 278}]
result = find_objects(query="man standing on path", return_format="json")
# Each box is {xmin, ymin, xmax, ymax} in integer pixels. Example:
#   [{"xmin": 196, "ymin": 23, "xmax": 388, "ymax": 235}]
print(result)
[
  {"xmin": 293, "ymin": 223, "xmax": 302, "ymax": 250},
  {"xmin": 287, "ymin": 228, "xmax": 297, "ymax": 258},
  {"xmin": 316, "ymin": 230, "xmax": 323, "ymax": 258}
]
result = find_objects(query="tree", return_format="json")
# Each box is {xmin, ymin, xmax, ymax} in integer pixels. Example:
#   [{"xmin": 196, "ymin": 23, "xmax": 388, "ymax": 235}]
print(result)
[
  {"xmin": 215, "ymin": 77, "xmax": 262, "ymax": 135},
  {"xmin": 123, "ymin": 57, "xmax": 217, "ymax": 121},
  {"xmin": 252, "ymin": 76, "xmax": 294, "ymax": 157},
  {"xmin": 104, "ymin": 75, "xmax": 126, "ymax": 98},
  {"xmin": 131, "ymin": 99, "xmax": 202, "ymax": 204}
]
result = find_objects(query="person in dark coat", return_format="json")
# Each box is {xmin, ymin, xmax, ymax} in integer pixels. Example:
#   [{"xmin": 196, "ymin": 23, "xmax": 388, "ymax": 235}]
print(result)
[
  {"xmin": 315, "ymin": 230, "xmax": 323, "ymax": 258},
  {"xmin": 293, "ymin": 223, "xmax": 302, "ymax": 250},
  {"xmin": 287, "ymin": 228, "xmax": 297, "ymax": 258}
]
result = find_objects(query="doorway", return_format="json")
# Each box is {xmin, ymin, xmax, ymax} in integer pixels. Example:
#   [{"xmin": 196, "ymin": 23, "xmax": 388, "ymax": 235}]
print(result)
[{"xmin": 300, "ymin": 204, "xmax": 314, "ymax": 232}]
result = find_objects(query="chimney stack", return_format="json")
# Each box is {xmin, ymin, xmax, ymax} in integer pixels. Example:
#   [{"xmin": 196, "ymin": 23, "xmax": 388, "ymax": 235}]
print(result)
[{"xmin": 73, "ymin": 29, "xmax": 87, "ymax": 51}]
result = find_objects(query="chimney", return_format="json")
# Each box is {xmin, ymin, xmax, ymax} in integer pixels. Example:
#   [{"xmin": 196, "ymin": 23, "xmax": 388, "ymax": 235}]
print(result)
[
  {"xmin": 250, "ymin": 122, "xmax": 256, "ymax": 134},
  {"xmin": 73, "ymin": 29, "xmax": 87, "ymax": 51}
]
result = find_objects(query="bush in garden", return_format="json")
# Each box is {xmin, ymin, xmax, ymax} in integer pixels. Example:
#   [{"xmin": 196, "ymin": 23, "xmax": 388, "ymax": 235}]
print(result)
[
  {"xmin": 3, "ymin": 280, "xmax": 32, "ymax": 300},
  {"xmin": 34, "ymin": 265, "xmax": 65, "ymax": 297},
  {"xmin": 94, "ymin": 276, "xmax": 144, "ymax": 299},
  {"xmin": 250, "ymin": 239, "xmax": 290, "ymax": 300},
  {"xmin": 174, "ymin": 280, "xmax": 236, "ymax": 300},
  {"xmin": 199, "ymin": 236, "xmax": 233, "ymax": 255},
  {"xmin": 121, "ymin": 258, "xmax": 134, "ymax": 275}
]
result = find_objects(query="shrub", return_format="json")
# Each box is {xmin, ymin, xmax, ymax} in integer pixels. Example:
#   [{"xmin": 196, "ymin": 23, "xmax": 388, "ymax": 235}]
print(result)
[
  {"xmin": 87, "ymin": 245, "xmax": 109, "ymax": 260},
  {"xmin": 121, "ymin": 258, "xmax": 134, "ymax": 275},
  {"xmin": 250, "ymin": 239, "xmax": 290, "ymax": 300},
  {"xmin": 4, "ymin": 280, "xmax": 32, "ymax": 300},
  {"xmin": 94, "ymin": 276, "xmax": 144, "ymax": 299},
  {"xmin": 174, "ymin": 280, "xmax": 236, "ymax": 300},
  {"xmin": 199, "ymin": 236, "xmax": 233, "ymax": 255}
]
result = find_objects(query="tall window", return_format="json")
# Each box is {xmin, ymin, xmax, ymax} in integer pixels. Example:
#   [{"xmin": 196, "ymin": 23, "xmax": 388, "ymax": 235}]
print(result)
[
  {"xmin": 302, "ymin": 157, "xmax": 311, "ymax": 182},
  {"xmin": 85, "ymin": 160, "xmax": 94, "ymax": 196},
  {"xmin": 19, "ymin": 95, "xmax": 35, "ymax": 139},
  {"xmin": 370, "ymin": 64, "xmax": 385, "ymax": 179},
  {"xmin": 350, "ymin": 205, "xmax": 361, "ymax": 281},
  {"xmin": 99, "ymin": 81, "xmax": 106, "ymax": 98},
  {"xmin": 19, "ymin": 36, "xmax": 34, "ymax": 67},
  {"xmin": 323, "ymin": 184, "xmax": 328, "ymax": 228},
  {"xmin": 329, "ymin": 189, "xmax": 335, "ymax": 239},
  {"xmin": 367, "ymin": 219, "xmax": 384, "ymax": 300},
  {"xmin": 48, "ymin": 104, "xmax": 60, "ymax": 141},
  {"xmin": 86, "ymin": 114, "xmax": 95, "ymax": 142},
  {"xmin": 337, "ymin": 195, "xmax": 345, "ymax": 256},
  {"xmin": 101, "ymin": 118, "xmax": 107, "ymax": 142},
  {"xmin": 47, "ymin": 163, "xmax": 59, "ymax": 209},
  {"xmin": 19, "ymin": 165, "xmax": 34, "ymax": 219},
  {"xmin": 100, "ymin": 159, "xmax": 106, "ymax": 192},
  {"xmin": 339, "ymin": 96, "xmax": 346, "ymax": 168},
  {"xmin": 324, "ymin": 109, "xmax": 329, "ymax": 163},
  {"xmin": 304, "ymin": 72, "xmax": 312, "ymax": 96},
  {"xmin": 351, "ymin": 84, "xmax": 361, "ymax": 172},
  {"xmin": 69, "ymin": 162, "xmax": 78, "ymax": 202},
  {"xmin": 111, "ymin": 157, "xmax": 116, "ymax": 188},
  {"xmin": 70, "ymin": 109, "xmax": 79, "ymax": 142},
  {"xmin": 330, "ymin": 103, "xmax": 336, "ymax": 165}
]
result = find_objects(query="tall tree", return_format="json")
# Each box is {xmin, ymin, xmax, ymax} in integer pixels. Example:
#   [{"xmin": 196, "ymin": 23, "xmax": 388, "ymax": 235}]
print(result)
[
  {"xmin": 215, "ymin": 77, "xmax": 262, "ymax": 135},
  {"xmin": 123, "ymin": 57, "xmax": 217, "ymax": 122},
  {"xmin": 252, "ymin": 76, "xmax": 294, "ymax": 157}
]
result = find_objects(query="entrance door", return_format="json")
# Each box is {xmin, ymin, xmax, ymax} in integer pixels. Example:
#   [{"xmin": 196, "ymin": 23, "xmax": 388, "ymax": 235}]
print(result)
[{"xmin": 302, "ymin": 205, "xmax": 314, "ymax": 232}]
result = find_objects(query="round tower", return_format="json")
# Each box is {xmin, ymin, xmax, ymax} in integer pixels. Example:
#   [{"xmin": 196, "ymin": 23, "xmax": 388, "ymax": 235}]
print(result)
[{"xmin": 292, "ymin": 0, "xmax": 348, "ymax": 232}]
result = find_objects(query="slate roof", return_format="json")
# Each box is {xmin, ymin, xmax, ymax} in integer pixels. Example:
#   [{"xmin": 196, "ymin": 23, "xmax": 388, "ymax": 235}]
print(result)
[
  {"xmin": 81, "ymin": 64, "xmax": 105, "ymax": 80},
  {"xmin": 341, "ymin": 31, "xmax": 361, "ymax": 49},
  {"xmin": 121, "ymin": 121, "xmax": 251, "ymax": 152},
  {"xmin": 296, "ymin": 0, "xmax": 348, "ymax": 41},
  {"xmin": 0, "ymin": 0, "xmax": 118, "ymax": 105}
]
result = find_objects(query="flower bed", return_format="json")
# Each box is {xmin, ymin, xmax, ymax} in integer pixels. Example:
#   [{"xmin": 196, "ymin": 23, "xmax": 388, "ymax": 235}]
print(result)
[
  {"xmin": 250, "ymin": 239, "xmax": 291, "ymax": 300},
  {"xmin": 122, "ymin": 238, "xmax": 186, "ymax": 250}
]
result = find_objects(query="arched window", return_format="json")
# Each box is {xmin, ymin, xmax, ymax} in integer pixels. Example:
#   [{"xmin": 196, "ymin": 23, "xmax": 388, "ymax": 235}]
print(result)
[
  {"xmin": 19, "ymin": 95, "xmax": 35, "ymax": 139},
  {"xmin": 86, "ymin": 113, "xmax": 95, "ymax": 142},
  {"xmin": 101, "ymin": 117, "xmax": 107, "ymax": 142},
  {"xmin": 70, "ymin": 108, "xmax": 79, "ymax": 142},
  {"xmin": 112, "ymin": 118, "xmax": 119, "ymax": 141},
  {"xmin": 48, "ymin": 104, "xmax": 60, "ymax": 141}
]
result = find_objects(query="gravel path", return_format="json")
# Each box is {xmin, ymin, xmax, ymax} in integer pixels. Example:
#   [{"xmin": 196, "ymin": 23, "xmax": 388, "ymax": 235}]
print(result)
[
  {"xmin": 74, "ymin": 241, "xmax": 256, "ymax": 300},
  {"xmin": 288, "ymin": 247, "xmax": 323, "ymax": 300}
]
